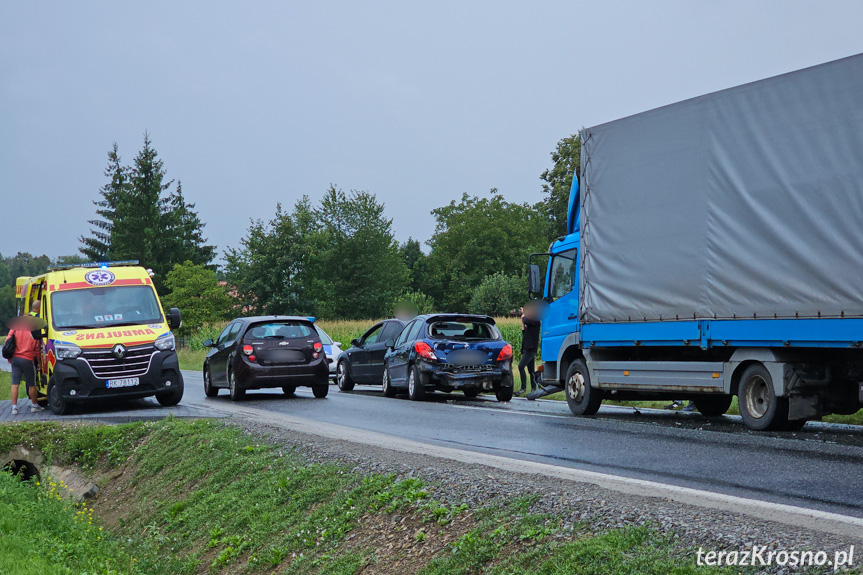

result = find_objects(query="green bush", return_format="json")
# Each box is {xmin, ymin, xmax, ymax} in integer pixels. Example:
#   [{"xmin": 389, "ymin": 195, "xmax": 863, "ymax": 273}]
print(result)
[{"xmin": 469, "ymin": 273, "xmax": 526, "ymax": 317}]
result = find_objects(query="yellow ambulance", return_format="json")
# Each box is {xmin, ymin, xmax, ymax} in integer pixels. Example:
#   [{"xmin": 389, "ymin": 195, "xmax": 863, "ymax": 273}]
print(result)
[{"xmin": 16, "ymin": 261, "xmax": 183, "ymax": 415}]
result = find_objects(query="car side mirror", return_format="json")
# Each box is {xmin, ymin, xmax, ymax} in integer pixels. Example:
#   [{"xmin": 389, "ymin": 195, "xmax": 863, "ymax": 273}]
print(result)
[
  {"xmin": 528, "ymin": 264, "xmax": 543, "ymax": 296},
  {"xmin": 351, "ymin": 338, "xmax": 360, "ymax": 347},
  {"xmin": 384, "ymin": 339, "xmax": 395, "ymax": 349},
  {"xmin": 202, "ymin": 339, "xmax": 214, "ymax": 348},
  {"xmin": 167, "ymin": 307, "xmax": 182, "ymax": 329}
]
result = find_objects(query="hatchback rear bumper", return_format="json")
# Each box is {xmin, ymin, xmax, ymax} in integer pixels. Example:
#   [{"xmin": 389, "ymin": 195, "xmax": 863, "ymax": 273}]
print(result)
[{"xmin": 234, "ymin": 356, "xmax": 329, "ymax": 389}]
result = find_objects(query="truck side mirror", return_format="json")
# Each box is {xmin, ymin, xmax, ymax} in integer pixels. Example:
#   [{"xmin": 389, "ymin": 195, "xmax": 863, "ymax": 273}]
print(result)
[
  {"xmin": 528, "ymin": 264, "xmax": 543, "ymax": 296},
  {"xmin": 167, "ymin": 307, "xmax": 182, "ymax": 330}
]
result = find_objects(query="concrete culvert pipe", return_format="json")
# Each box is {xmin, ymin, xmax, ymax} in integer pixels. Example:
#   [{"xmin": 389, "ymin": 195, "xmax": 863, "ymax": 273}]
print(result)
[{"xmin": 2, "ymin": 459, "xmax": 40, "ymax": 481}]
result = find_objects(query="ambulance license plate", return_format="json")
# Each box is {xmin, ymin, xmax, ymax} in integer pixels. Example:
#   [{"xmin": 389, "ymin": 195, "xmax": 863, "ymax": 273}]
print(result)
[{"xmin": 106, "ymin": 378, "xmax": 140, "ymax": 389}]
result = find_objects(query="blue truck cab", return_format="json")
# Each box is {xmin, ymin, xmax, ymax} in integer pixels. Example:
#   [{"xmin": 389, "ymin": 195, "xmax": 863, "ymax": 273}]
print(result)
[{"xmin": 531, "ymin": 53, "xmax": 863, "ymax": 431}]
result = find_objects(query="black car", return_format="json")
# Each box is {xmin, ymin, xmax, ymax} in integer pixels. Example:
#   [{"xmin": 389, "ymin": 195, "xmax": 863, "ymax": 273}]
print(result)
[
  {"xmin": 382, "ymin": 314, "xmax": 514, "ymax": 401},
  {"xmin": 335, "ymin": 318, "xmax": 406, "ymax": 391},
  {"xmin": 202, "ymin": 316, "xmax": 330, "ymax": 401}
]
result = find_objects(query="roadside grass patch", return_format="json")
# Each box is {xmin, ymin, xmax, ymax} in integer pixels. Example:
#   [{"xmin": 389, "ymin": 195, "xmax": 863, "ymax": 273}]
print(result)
[
  {"xmin": 0, "ymin": 420, "xmax": 761, "ymax": 573},
  {"xmin": 0, "ymin": 371, "xmax": 27, "ymax": 401}
]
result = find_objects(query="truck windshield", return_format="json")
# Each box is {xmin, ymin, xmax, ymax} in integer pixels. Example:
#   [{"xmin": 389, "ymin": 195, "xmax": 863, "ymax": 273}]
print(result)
[
  {"xmin": 51, "ymin": 286, "xmax": 163, "ymax": 330},
  {"xmin": 428, "ymin": 320, "xmax": 500, "ymax": 341}
]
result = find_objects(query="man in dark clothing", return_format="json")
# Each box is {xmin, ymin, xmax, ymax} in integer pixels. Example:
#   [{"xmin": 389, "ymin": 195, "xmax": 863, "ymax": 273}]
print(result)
[{"xmin": 516, "ymin": 306, "xmax": 541, "ymax": 396}]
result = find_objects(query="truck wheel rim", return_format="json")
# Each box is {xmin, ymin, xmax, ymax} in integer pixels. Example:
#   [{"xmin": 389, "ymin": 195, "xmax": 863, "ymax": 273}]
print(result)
[
  {"xmin": 746, "ymin": 376, "xmax": 770, "ymax": 419},
  {"xmin": 568, "ymin": 371, "xmax": 585, "ymax": 403}
]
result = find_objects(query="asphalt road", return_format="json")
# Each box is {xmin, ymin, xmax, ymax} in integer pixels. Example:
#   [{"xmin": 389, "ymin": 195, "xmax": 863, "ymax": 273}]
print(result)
[{"xmin": 179, "ymin": 370, "xmax": 863, "ymax": 520}]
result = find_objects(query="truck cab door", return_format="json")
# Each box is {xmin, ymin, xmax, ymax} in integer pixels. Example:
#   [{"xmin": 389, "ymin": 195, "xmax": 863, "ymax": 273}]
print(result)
[{"xmin": 542, "ymin": 247, "xmax": 579, "ymax": 370}]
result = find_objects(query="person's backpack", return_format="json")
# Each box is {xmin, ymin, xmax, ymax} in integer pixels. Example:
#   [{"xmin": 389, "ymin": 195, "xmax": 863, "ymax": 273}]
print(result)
[{"xmin": 2, "ymin": 333, "xmax": 16, "ymax": 360}]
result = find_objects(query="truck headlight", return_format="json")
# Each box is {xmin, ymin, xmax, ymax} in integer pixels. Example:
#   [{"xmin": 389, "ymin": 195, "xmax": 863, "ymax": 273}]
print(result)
[
  {"xmin": 55, "ymin": 343, "xmax": 82, "ymax": 360},
  {"xmin": 154, "ymin": 332, "xmax": 175, "ymax": 351}
]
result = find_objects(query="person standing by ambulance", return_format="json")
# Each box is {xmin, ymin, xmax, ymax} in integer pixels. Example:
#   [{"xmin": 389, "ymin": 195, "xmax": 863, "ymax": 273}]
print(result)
[{"xmin": 4, "ymin": 322, "xmax": 44, "ymax": 415}]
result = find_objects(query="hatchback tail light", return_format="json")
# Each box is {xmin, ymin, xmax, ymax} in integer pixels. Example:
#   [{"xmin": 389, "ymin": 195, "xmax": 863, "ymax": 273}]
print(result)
[
  {"xmin": 313, "ymin": 342, "xmax": 323, "ymax": 353},
  {"xmin": 414, "ymin": 341, "xmax": 438, "ymax": 361},
  {"xmin": 497, "ymin": 344, "xmax": 513, "ymax": 362},
  {"xmin": 242, "ymin": 344, "xmax": 254, "ymax": 356}
]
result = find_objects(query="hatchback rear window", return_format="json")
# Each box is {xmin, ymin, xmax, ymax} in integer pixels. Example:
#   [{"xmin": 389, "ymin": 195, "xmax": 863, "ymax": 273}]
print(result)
[
  {"xmin": 247, "ymin": 322, "xmax": 314, "ymax": 339},
  {"xmin": 428, "ymin": 320, "xmax": 500, "ymax": 341}
]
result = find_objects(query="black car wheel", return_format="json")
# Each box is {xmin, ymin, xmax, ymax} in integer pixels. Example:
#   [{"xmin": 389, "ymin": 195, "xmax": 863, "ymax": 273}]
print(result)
[
  {"xmin": 382, "ymin": 367, "xmax": 396, "ymax": 397},
  {"xmin": 495, "ymin": 373, "xmax": 514, "ymax": 402},
  {"xmin": 47, "ymin": 379, "xmax": 73, "ymax": 416},
  {"xmin": 337, "ymin": 361, "xmax": 355, "ymax": 391},
  {"xmin": 282, "ymin": 385, "xmax": 296, "ymax": 396},
  {"xmin": 228, "ymin": 370, "xmax": 245, "ymax": 401},
  {"xmin": 312, "ymin": 383, "xmax": 329, "ymax": 398},
  {"xmin": 156, "ymin": 378, "xmax": 184, "ymax": 407},
  {"xmin": 203, "ymin": 366, "xmax": 218, "ymax": 398},
  {"xmin": 408, "ymin": 365, "xmax": 426, "ymax": 401}
]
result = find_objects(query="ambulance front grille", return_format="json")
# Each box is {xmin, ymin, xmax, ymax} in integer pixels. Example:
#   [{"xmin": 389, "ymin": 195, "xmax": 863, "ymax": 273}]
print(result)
[{"xmin": 80, "ymin": 344, "xmax": 157, "ymax": 379}]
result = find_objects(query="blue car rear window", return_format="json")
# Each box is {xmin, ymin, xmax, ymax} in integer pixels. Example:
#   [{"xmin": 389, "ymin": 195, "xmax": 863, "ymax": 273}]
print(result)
[{"xmin": 428, "ymin": 321, "xmax": 500, "ymax": 340}]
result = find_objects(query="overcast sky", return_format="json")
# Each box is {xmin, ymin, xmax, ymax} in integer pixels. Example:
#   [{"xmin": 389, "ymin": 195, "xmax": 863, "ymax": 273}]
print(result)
[{"xmin": 2, "ymin": 1, "xmax": 862, "ymax": 263}]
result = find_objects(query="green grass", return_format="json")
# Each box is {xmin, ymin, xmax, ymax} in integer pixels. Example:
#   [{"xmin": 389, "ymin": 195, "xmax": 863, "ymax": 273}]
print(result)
[
  {"xmin": 0, "ymin": 420, "xmax": 740, "ymax": 574},
  {"xmin": 0, "ymin": 371, "xmax": 27, "ymax": 401},
  {"xmin": 0, "ymin": 470, "xmax": 140, "ymax": 575},
  {"xmin": 176, "ymin": 348, "xmax": 207, "ymax": 372}
]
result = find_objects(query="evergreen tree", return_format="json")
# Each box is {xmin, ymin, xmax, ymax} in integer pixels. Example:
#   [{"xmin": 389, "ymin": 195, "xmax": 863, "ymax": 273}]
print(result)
[
  {"xmin": 80, "ymin": 143, "xmax": 128, "ymax": 261},
  {"xmin": 79, "ymin": 134, "xmax": 215, "ymax": 291}
]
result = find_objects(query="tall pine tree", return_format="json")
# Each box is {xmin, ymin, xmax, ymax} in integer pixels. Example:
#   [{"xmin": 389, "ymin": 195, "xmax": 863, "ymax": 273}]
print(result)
[{"xmin": 79, "ymin": 134, "xmax": 215, "ymax": 292}]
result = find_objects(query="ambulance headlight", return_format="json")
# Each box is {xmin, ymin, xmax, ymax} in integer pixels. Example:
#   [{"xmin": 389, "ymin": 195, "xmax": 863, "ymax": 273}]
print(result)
[
  {"xmin": 55, "ymin": 343, "xmax": 82, "ymax": 360},
  {"xmin": 154, "ymin": 332, "xmax": 175, "ymax": 351}
]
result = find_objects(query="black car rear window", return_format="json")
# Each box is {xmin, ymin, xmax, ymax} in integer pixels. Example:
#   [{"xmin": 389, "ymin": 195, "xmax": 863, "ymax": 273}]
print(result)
[
  {"xmin": 247, "ymin": 321, "xmax": 314, "ymax": 339},
  {"xmin": 428, "ymin": 320, "xmax": 500, "ymax": 341}
]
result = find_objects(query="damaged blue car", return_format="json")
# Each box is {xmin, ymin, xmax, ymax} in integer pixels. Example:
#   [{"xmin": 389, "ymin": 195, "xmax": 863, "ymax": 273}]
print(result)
[{"xmin": 381, "ymin": 314, "xmax": 514, "ymax": 402}]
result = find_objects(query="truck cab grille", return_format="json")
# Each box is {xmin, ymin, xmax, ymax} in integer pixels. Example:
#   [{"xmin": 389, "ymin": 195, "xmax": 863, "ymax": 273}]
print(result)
[{"xmin": 79, "ymin": 344, "xmax": 156, "ymax": 379}]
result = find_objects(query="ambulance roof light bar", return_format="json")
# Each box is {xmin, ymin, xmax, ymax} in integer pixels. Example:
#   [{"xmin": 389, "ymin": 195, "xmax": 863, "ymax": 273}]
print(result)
[{"xmin": 47, "ymin": 260, "xmax": 141, "ymax": 271}]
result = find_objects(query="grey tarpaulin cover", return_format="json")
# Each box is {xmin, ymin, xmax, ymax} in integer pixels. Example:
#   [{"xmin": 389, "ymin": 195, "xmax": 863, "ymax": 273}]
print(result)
[{"xmin": 579, "ymin": 53, "xmax": 863, "ymax": 323}]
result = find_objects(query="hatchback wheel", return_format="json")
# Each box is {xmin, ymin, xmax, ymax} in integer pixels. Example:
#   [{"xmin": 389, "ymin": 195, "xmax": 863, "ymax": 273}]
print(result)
[
  {"xmin": 228, "ymin": 370, "xmax": 245, "ymax": 401},
  {"xmin": 408, "ymin": 365, "xmax": 426, "ymax": 401},
  {"xmin": 312, "ymin": 383, "xmax": 329, "ymax": 398},
  {"xmin": 282, "ymin": 385, "xmax": 296, "ymax": 396}
]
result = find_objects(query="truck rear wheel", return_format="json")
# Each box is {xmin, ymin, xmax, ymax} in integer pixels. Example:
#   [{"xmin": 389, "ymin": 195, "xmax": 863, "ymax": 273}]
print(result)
[
  {"xmin": 565, "ymin": 360, "xmax": 601, "ymax": 416},
  {"xmin": 692, "ymin": 395, "xmax": 733, "ymax": 417},
  {"xmin": 738, "ymin": 364, "xmax": 788, "ymax": 431}
]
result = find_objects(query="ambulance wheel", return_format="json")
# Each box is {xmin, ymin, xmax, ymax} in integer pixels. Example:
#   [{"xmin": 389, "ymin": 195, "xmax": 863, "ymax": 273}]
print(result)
[
  {"xmin": 156, "ymin": 379, "xmax": 184, "ymax": 407},
  {"xmin": 47, "ymin": 380, "xmax": 73, "ymax": 416},
  {"xmin": 738, "ymin": 363, "xmax": 788, "ymax": 431},
  {"xmin": 565, "ymin": 359, "xmax": 601, "ymax": 416}
]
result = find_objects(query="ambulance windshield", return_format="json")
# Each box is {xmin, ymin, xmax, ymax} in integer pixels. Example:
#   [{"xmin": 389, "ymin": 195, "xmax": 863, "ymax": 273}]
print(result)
[{"xmin": 51, "ymin": 286, "xmax": 163, "ymax": 329}]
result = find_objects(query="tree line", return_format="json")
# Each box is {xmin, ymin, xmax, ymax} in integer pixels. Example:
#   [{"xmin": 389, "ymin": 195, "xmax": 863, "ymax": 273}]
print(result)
[{"xmin": 1, "ymin": 133, "xmax": 580, "ymax": 334}]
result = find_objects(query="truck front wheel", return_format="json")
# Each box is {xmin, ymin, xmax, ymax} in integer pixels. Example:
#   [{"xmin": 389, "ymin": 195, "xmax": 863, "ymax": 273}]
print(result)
[
  {"xmin": 738, "ymin": 364, "xmax": 788, "ymax": 431},
  {"xmin": 565, "ymin": 360, "xmax": 601, "ymax": 416}
]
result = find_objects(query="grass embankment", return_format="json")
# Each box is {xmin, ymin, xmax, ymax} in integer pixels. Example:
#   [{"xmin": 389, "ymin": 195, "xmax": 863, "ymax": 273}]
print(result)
[{"xmin": 0, "ymin": 420, "xmax": 732, "ymax": 575}]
